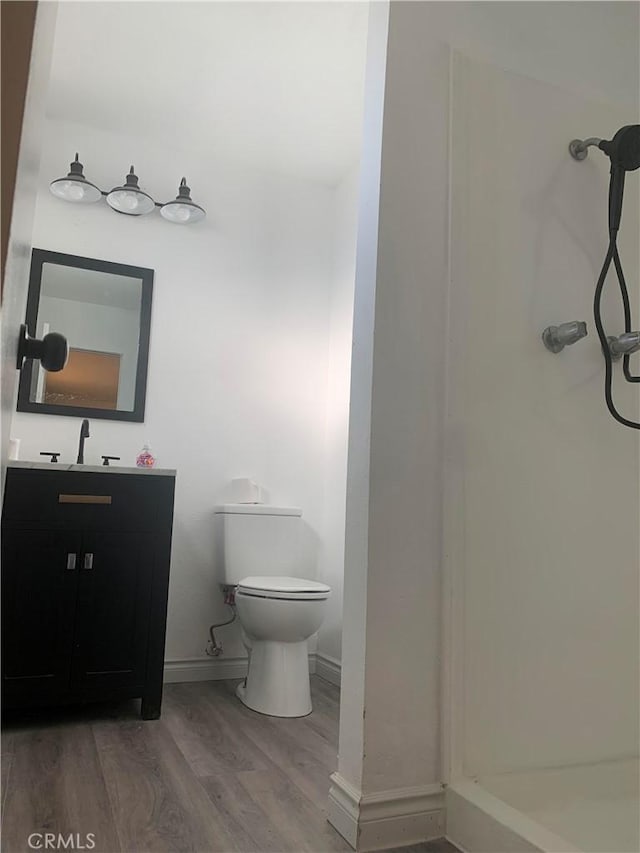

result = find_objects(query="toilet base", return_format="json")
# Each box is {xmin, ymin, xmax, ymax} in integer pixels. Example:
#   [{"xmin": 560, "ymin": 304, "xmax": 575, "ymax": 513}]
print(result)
[{"xmin": 236, "ymin": 640, "xmax": 312, "ymax": 717}]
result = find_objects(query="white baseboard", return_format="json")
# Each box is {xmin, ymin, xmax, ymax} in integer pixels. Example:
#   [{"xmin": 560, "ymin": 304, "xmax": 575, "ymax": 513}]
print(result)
[
  {"xmin": 315, "ymin": 651, "xmax": 342, "ymax": 686},
  {"xmin": 163, "ymin": 656, "xmax": 248, "ymax": 683},
  {"xmin": 328, "ymin": 772, "xmax": 360, "ymax": 848},
  {"xmin": 328, "ymin": 772, "xmax": 445, "ymax": 852},
  {"xmin": 163, "ymin": 653, "xmax": 318, "ymax": 684},
  {"xmin": 358, "ymin": 783, "xmax": 445, "ymax": 851}
]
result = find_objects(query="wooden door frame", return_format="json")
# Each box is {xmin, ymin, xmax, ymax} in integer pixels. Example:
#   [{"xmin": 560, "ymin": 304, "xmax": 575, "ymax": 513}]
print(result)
[{"xmin": 1, "ymin": 0, "xmax": 38, "ymax": 293}]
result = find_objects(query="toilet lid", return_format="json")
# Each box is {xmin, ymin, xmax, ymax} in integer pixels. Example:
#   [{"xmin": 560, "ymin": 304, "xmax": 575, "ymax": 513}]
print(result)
[{"xmin": 236, "ymin": 576, "xmax": 331, "ymax": 600}]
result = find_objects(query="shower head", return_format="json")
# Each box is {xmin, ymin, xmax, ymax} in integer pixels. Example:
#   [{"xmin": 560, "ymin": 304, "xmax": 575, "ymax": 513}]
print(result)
[
  {"xmin": 598, "ymin": 125, "xmax": 640, "ymax": 172},
  {"xmin": 598, "ymin": 125, "xmax": 640, "ymax": 233}
]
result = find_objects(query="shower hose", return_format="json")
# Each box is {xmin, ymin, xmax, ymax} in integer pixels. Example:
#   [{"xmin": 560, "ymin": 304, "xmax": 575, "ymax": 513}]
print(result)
[{"xmin": 593, "ymin": 186, "xmax": 640, "ymax": 430}]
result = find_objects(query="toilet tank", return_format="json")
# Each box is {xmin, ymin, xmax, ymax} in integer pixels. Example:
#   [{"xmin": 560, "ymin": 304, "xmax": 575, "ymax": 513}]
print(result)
[{"xmin": 214, "ymin": 504, "xmax": 302, "ymax": 584}]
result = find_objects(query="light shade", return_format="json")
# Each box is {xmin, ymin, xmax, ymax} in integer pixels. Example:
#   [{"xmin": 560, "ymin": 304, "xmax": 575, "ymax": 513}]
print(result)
[
  {"xmin": 160, "ymin": 178, "xmax": 206, "ymax": 224},
  {"xmin": 49, "ymin": 154, "xmax": 101, "ymax": 203},
  {"xmin": 106, "ymin": 166, "xmax": 155, "ymax": 216}
]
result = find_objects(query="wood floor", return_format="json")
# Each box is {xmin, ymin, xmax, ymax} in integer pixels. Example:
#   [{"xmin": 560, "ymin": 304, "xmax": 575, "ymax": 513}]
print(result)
[{"xmin": 2, "ymin": 677, "xmax": 457, "ymax": 853}]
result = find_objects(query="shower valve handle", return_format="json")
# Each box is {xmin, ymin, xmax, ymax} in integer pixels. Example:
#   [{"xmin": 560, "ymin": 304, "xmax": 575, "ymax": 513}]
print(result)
[
  {"xmin": 542, "ymin": 321, "xmax": 588, "ymax": 354},
  {"xmin": 608, "ymin": 332, "xmax": 640, "ymax": 361}
]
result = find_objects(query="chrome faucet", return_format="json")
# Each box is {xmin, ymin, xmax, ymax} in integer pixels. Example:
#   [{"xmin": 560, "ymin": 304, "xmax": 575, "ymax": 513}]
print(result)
[{"xmin": 77, "ymin": 419, "xmax": 90, "ymax": 464}]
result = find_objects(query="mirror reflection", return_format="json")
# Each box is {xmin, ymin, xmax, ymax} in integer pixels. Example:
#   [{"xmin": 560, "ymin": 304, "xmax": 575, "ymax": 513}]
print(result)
[{"xmin": 17, "ymin": 250, "xmax": 153, "ymax": 422}]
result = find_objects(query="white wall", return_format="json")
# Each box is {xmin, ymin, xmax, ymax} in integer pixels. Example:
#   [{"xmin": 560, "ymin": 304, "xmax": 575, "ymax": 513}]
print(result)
[
  {"xmin": 1, "ymin": 3, "xmax": 58, "ymax": 497},
  {"xmin": 449, "ymin": 52, "xmax": 639, "ymax": 778},
  {"xmin": 334, "ymin": 0, "xmax": 639, "ymax": 839},
  {"xmin": 11, "ymin": 115, "xmax": 358, "ymax": 666}
]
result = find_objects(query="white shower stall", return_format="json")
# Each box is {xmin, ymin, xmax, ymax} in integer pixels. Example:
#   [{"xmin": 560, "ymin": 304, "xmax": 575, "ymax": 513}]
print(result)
[{"xmin": 444, "ymin": 52, "xmax": 640, "ymax": 853}]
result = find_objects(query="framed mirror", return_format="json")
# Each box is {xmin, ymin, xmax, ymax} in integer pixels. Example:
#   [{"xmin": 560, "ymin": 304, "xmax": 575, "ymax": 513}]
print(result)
[{"xmin": 17, "ymin": 249, "xmax": 153, "ymax": 422}]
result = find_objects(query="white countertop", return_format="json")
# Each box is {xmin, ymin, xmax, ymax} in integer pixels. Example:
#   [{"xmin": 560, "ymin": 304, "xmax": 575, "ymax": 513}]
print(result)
[{"xmin": 8, "ymin": 461, "xmax": 176, "ymax": 477}]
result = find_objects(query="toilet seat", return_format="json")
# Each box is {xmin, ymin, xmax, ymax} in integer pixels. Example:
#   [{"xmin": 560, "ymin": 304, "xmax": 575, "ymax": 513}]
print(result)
[{"xmin": 237, "ymin": 576, "xmax": 330, "ymax": 601}]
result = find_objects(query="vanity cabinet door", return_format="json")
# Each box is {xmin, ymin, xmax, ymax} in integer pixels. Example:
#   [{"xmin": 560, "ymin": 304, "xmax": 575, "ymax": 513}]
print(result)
[
  {"xmin": 1, "ymin": 528, "xmax": 80, "ymax": 702},
  {"xmin": 70, "ymin": 530, "xmax": 155, "ymax": 693}
]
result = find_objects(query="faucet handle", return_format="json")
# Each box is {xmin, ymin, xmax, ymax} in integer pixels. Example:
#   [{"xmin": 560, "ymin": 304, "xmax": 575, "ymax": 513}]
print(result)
[
  {"xmin": 40, "ymin": 452, "xmax": 61, "ymax": 463},
  {"xmin": 542, "ymin": 321, "xmax": 588, "ymax": 353},
  {"xmin": 608, "ymin": 332, "xmax": 640, "ymax": 360},
  {"xmin": 101, "ymin": 455, "xmax": 121, "ymax": 466}
]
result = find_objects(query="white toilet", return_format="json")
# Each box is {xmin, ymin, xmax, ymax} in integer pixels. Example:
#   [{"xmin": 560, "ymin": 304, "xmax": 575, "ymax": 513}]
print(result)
[{"xmin": 214, "ymin": 503, "xmax": 331, "ymax": 717}]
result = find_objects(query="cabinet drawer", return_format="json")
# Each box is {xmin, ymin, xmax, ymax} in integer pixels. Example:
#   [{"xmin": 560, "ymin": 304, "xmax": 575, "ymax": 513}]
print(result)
[{"xmin": 2, "ymin": 468, "xmax": 174, "ymax": 530}]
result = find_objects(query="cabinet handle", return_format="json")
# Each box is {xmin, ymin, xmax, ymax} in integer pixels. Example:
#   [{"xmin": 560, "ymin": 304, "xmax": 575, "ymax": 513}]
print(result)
[
  {"xmin": 66, "ymin": 553, "xmax": 77, "ymax": 571},
  {"xmin": 83, "ymin": 553, "xmax": 94, "ymax": 570}
]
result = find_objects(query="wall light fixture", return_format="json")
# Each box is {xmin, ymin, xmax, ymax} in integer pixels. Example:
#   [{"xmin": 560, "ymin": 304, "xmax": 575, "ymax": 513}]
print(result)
[{"xmin": 49, "ymin": 154, "xmax": 206, "ymax": 225}]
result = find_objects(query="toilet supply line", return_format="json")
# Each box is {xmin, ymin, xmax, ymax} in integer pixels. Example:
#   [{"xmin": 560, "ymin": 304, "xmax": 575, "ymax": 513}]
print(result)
[{"xmin": 205, "ymin": 592, "xmax": 236, "ymax": 657}]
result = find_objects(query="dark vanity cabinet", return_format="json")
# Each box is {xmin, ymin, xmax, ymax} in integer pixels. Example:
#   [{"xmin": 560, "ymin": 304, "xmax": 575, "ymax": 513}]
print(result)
[{"xmin": 1, "ymin": 464, "xmax": 176, "ymax": 719}]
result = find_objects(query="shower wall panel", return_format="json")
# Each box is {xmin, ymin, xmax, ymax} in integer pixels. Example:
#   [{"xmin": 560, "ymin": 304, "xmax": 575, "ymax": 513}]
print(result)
[{"xmin": 447, "ymin": 51, "xmax": 640, "ymax": 777}]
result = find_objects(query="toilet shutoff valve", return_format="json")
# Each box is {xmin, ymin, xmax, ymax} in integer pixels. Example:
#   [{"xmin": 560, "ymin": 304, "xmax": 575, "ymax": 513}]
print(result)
[{"xmin": 206, "ymin": 638, "xmax": 223, "ymax": 657}]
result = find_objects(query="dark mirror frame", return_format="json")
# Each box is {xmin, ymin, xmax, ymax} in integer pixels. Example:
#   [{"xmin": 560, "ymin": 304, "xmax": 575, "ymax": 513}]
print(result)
[{"xmin": 17, "ymin": 248, "xmax": 154, "ymax": 422}]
